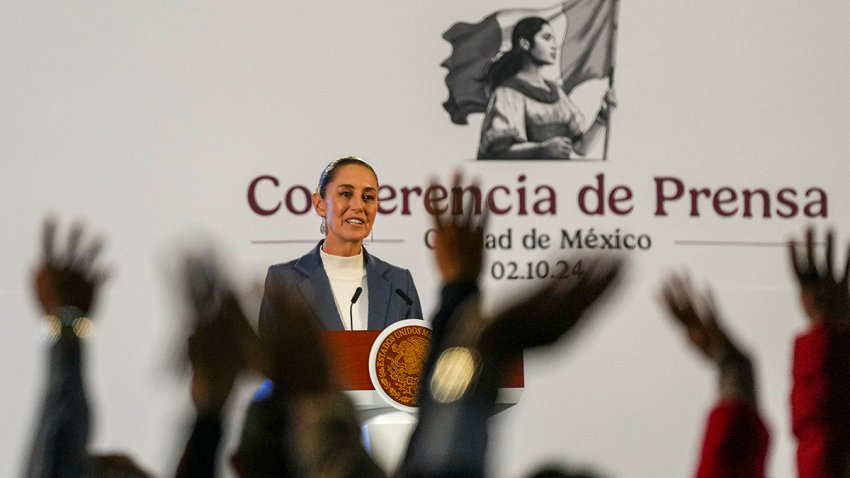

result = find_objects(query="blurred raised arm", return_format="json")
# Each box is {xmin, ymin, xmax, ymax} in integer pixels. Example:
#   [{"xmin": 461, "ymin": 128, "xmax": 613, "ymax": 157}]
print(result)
[
  {"xmin": 659, "ymin": 274, "xmax": 755, "ymax": 404},
  {"xmin": 787, "ymin": 227, "xmax": 850, "ymax": 478},
  {"xmin": 175, "ymin": 252, "xmax": 267, "ymax": 478},
  {"xmin": 658, "ymin": 273, "xmax": 767, "ymax": 478},
  {"xmin": 26, "ymin": 217, "xmax": 106, "ymax": 478},
  {"xmin": 404, "ymin": 192, "xmax": 622, "ymax": 478}
]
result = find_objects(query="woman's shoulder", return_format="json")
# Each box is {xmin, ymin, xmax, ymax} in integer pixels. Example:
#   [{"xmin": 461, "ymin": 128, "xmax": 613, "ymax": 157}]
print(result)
[
  {"xmin": 495, "ymin": 77, "xmax": 560, "ymax": 104},
  {"xmin": 485, "ymin": 83, "xmax": 528, "ymax": 112},
  {"xmin": 267, "ymin": 242, "xmax": 323, "ymax": 277}
]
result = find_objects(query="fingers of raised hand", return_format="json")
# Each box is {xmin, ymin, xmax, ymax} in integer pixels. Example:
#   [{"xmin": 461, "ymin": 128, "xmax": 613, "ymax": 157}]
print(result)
[
  {"xmin": 77, "ymin": 236, "xmax": 105, "ymax": 278},
  {"xmin": 699, "ymin": 284, "xmax": 723, "ymax": 321},
  {"xmin": 182, "ymin": 253, "xmax": 223, "ymax": 322},
  {"xmin": 843, "ymin": 241, "xmax": 850, "ymax": 287},
  {"xmin": 65, "ymin": 221, "xmax": 84, "ymax": 266},
  {"xmin": 789, "ymin": 226, "xmax": 849, "ymax": 286},
  {"xmin": 804, "ymin": 227, "xmax": 818, "ymax": 278},
  {"xmin": 36, "ymin": 218, "xmax": 108, "ymax": 315},
  {"xmin": 788, "ymin": 233, "xmax": 807, "ymax": 281},
  {"xmin": 529, "ymin": 280, "xmax": 570, "ymax": 316},
  {"xmin": 659, "ymin": 273, "xmax": 700, "ymax": 329},
  {"xmin": 583, "ymin": 256, "xmax": 622, "ymax": 297},
  {"xmin": 491, "ymin": 281, "xmax": 572, "ymax": 351},
  {"xmin": 535, "ymin": 256, "xmax": 621, "ymax": 322},
  {"xmin": 429, "ymin": 176, "xmax": 448, "ymax": 232},
  {"xmin": 788, "ymin": 227, "xmax": 818, "ymax": 282},
  {"xmin": 430, "ymin": 172, "xmax": 485, "ymax": 227},
  {"xmin": 42, "ymin": 218, "xmax": 106, "ymax": 278},
  {"xmin": 825, "ymin": 229, "xmax": 836, "ymax": 279},
  {"xmin": 430, "ymin": 171, "xmax": 488, "ymax": 259},
  {"xmin": 41, "ymin": 216, "xmax": 58, "ymax": 263},
  {"xmin": 790, "ymin": 226, "xmax": 823, "ymax": 284},
  {"xmin": 522, "ymin": 257, "xmax": 621, "ymax": 346},
  {"xmin": 821, "ymin": 228, "xmax": 850, "ymax": 289},
  {"xmin": 659, "ymin": 274, "xmax": 736, "ymax": 362},
  {"xmin": 452, "ymin": 171, "xmax": 485, "ymax": 231}
]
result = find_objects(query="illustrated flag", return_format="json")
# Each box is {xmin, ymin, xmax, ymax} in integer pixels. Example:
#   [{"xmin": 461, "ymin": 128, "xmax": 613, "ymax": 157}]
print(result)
[
  {"xmin": 559, "ymin": 0, "xmax": 617, "ymax": 94},
  {"xmin": 441, "ymin": 1, "xmax": 617, "ymax": 125}
]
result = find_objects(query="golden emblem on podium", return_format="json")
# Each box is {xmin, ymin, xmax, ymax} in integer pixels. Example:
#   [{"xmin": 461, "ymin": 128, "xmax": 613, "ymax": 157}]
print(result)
[{"xmin": 369, "ymin": 319, "xmax": 432, "ymax": 412}]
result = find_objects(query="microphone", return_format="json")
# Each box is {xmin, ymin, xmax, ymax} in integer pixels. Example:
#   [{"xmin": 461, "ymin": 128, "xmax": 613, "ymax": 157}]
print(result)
[
  {"xmin": 395, "ymin": 288, "xmax": 413, "ymax": 306},
  {"xmin": 349, "ymin": 287, "xmax": 363, "ymax": 331}
]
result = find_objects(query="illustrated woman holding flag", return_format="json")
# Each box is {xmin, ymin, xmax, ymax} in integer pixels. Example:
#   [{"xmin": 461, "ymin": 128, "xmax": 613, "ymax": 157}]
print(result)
[{"xmin": 477, "ymin": 16, "xmax": 616, "ymax": 160}]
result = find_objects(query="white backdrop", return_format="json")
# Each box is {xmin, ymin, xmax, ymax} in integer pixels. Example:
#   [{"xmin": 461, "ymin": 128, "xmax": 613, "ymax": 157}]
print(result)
[{"xmin": 2, "ymin": 1, "xmax": 849, "ymax": 476}]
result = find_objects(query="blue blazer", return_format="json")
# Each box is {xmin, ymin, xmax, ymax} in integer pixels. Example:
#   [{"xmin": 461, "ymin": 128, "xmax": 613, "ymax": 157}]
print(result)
[{"xmin": 258, "ymin": 241, "xmax": 423, "ymax": 335}]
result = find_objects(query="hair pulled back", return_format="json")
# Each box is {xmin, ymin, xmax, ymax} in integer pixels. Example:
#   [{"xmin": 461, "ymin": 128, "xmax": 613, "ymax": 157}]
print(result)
[
  {"xmin": 316, "ymin": 156, "xmax": 378, "ymax": 198},
  {"xmin": 483, "ymin": 17, "xmax": 550, "ymax": 93}
]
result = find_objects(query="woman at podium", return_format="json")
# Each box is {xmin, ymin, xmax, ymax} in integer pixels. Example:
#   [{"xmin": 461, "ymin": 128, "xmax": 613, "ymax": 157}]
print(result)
[{"xmin": 258, "ymin": 156, "xmax": 423, "ymax": 335}]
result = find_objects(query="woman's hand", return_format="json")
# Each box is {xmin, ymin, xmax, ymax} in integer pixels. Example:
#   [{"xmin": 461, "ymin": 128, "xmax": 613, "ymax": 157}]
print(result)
[
  {"xmin": 538, "ymin": 136, "xmax": 573, "ymax": 159},
  {"xmin": 599, "ymin": 88, "xmax": 617, "ymax": 119}
]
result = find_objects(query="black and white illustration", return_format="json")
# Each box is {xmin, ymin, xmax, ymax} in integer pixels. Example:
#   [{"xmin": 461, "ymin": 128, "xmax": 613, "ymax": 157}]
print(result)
[{"xmin": 442, "ymin": 1, "xmax": 619, "ymax": 160}]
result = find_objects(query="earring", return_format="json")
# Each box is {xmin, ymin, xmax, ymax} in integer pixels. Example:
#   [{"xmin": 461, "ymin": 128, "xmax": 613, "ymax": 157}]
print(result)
[{"xmin": 320, "ymin": 221, "xmax": 327, "ymax": 235}]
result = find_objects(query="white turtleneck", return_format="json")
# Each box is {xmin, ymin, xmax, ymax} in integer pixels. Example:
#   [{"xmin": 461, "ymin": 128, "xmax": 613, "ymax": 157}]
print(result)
[{"xmin": 320, "ymin": 248, "xmax": 368, "ymax": 330}]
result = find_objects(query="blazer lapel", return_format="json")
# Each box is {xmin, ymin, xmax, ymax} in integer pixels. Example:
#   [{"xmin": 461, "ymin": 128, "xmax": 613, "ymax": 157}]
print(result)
[
  {"xmin": 365, "ymin": 248, "xmax": 392, "ymax": 330},
  {"xmin": 295, "ymin": 242, "xmax": 344, "ymax": 331}
]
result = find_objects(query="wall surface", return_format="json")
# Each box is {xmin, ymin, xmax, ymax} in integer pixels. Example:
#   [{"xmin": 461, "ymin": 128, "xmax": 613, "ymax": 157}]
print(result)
[{"xmin": 2, "ymin": 1, "xmax": 849, "ymax": 476}]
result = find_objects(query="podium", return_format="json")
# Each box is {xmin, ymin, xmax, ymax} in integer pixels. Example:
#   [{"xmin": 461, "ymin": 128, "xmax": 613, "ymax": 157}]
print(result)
[{"xmin": 323, "ymin": 327, "xmax": 524, "ymax": 474}]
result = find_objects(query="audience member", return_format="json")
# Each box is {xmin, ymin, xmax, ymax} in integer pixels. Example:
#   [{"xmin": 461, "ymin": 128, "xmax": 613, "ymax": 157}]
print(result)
[
  {"xmin": 25, "ymin": 217, "xmax": 151, "ymax": 478},
  {"xmin": 176, "ymin": 251, "xmax": 383, "ymax": 477},
  {"xmin": 659, "ymin": 273, "xmax": 769, "ymax": 478},
  {"xmin": 400, "ymin": 173, "xmax": 623, "ymax": 478},
  {"xmin": 788, "ymin": 227, "xmax": 850, "ymax": 478},
  {"xmin": 24, "ymin": 211, "xmax": 850, "ymax": 478},
  {"xmin": 175, "ymin": 253, "xmax": 268, "ymax": 477}
]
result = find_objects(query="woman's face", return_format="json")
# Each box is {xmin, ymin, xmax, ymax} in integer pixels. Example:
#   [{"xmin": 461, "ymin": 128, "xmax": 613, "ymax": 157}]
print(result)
[
  {"xmin": 529, "ymin": 23, "xmax": 558, "ymax": 65},
  {"xmin": 313, "ymin": 164, "xmax": 379, "ymax": 253}
]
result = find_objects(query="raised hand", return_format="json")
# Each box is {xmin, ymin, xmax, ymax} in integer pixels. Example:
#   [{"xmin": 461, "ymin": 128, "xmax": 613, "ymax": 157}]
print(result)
[
  {"xmin": 33, "ymin": 217, "xmax": 107, "ymax": 316},
  {"xmin": 659, "ymin": 274, "xmax": 738, "ymax": 364},
  {"xmin": 430, "ymin": 171, "xmax": 488, "ymax": 283},
  {"xmin": 482, "ymin": 255, "xmax": 623, "ymax": 358},
  {"xmin": 423, "ymin": 254, "xmax": 622, "ymax": 413},
  {"xmin": 788, "ymin": 226, "xmax": 850, "ymax": 326},
  {"xmin": 182, "ymin": 254, "xmax": 266, "ymax": 412},
  {"xmin": 659, "ymin": 273, "xmax": 755, "ymax": 403}
]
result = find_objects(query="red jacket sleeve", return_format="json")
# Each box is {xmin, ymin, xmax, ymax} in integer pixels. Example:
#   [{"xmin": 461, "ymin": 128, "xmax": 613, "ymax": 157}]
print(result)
[
  {"xmin": 791, "ymin": 324, "xmax": 850, "ymax": 478},
  {"xmin": 695, "ymin": 399, "xmax": 769, "ymax": 478}
]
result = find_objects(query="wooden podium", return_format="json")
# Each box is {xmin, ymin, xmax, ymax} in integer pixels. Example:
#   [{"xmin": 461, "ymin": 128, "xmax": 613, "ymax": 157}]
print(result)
[
  {"xmin": 324, "ymin": 330, "xmax": 524, "ymax": 413},
  {"xmin": 323, "ymin": 329, "xmax": 525, "ymax": 474}
]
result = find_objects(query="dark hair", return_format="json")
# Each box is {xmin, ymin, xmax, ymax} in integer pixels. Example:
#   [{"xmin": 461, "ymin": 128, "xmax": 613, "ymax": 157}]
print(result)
[
  {"xmin": 316, "ymin": 156, "xmax": 378, "ymax": 198},
  {"xmin": 483, "ymin": 16, "xmax": 550, "ymax": 93},
  {"xmin": 526, "ymin": 464, "xmax": 604, "ymax": 478}
]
